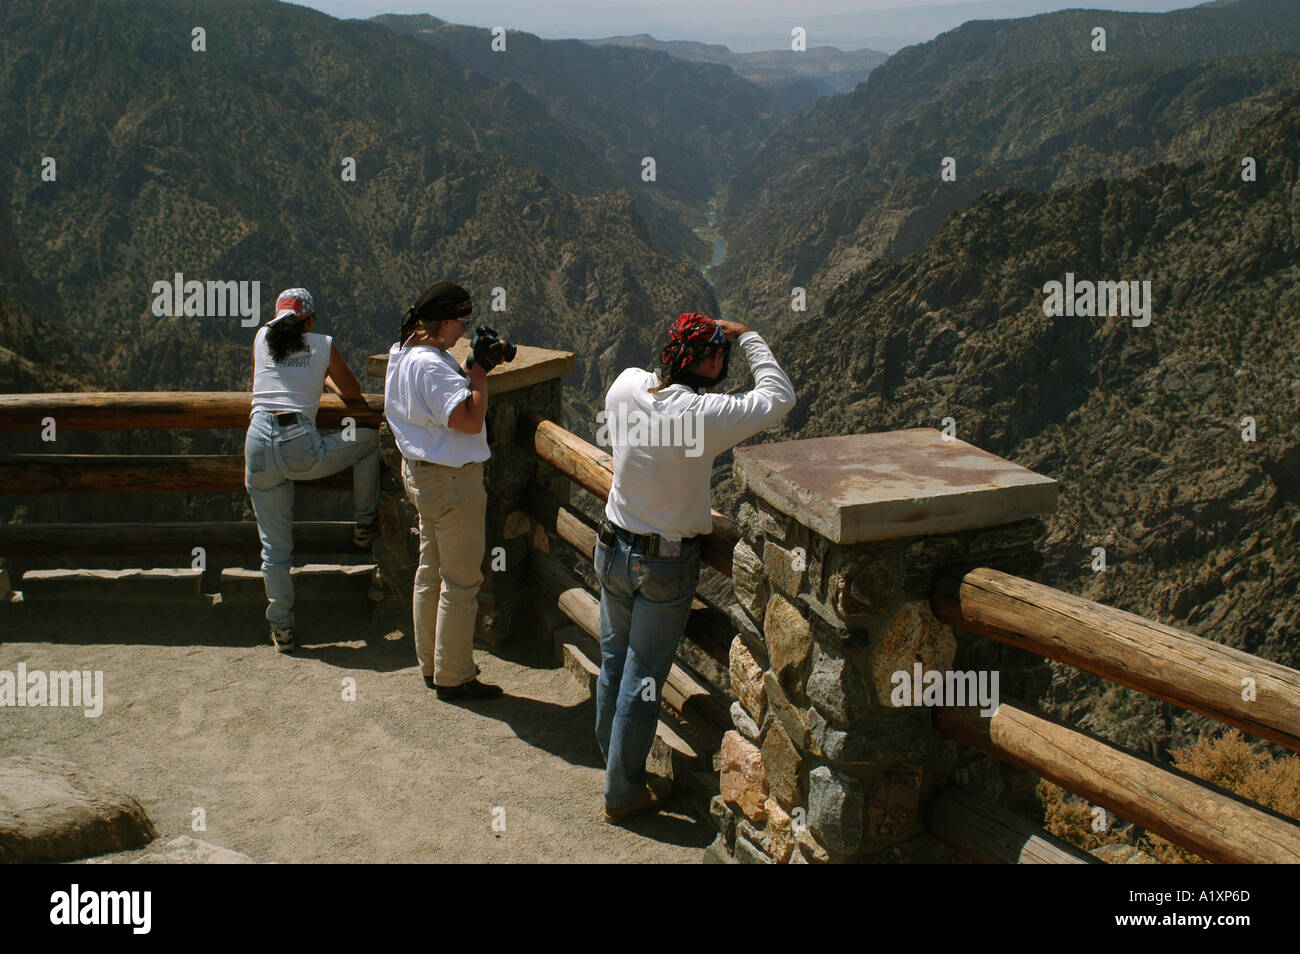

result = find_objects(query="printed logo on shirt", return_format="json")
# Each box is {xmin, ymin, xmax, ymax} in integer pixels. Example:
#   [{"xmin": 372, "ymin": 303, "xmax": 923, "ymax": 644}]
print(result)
[{"xmin": 272, "ymin": 352, "xmax": 313, "ymax": 368}]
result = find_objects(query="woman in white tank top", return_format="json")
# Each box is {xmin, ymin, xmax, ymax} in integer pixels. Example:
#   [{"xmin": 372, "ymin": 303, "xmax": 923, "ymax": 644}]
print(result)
[{"xmin": 244, "ymin": 287, "xmax": 381, "ymax": 653}]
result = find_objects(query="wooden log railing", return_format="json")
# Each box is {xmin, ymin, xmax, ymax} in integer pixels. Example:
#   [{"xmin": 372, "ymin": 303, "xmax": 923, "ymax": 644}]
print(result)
[
  {"xmin": 924, "ymin": 786, "xmax": 1099, "ymax": 865},
  {"xmin": 933, "ymin": 567, "xmax": 1300, "ymax": 754},
  {"xmin": 0, "ymin": 392, "xmax": 381, "ymax": 497},
  {"xmin": 0, "ymin": 391, "xmax": 384, "ymax": 430},
  {"xmin": 0, "ymin": 454, "xmax": 352, "ymax": 495},
  {"xmin": 932, "ymin": 566, "xmax": 1300, "ymax": 863},
  {"xmin": 938, "ymin": 701, "xmax": 1300, "ymax": 864}
]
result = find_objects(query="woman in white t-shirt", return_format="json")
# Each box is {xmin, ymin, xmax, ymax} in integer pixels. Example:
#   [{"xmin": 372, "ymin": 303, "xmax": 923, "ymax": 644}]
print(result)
[
  {"xmin": 383, "ymin": 281, "xmax": 502, "ymax": 701},
  {"xmin": 245, "ymin": 287, "xmax": 380, "ymax": 653}
]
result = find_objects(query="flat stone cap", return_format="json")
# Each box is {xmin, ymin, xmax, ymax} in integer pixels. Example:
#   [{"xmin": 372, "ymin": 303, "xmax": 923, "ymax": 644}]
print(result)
[
  {"xmin": 366, "ymin": 343, "xmax": 575, "ymax": 396},
  {"xmin": 733, "ymin": 428, "xmax": 1058, "ymax": 544}
]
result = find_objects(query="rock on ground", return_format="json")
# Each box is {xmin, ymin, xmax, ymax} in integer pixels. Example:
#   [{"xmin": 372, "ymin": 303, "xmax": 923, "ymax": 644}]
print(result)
[
  {"xmin": 85, "ymin": 835, "xmax": 255, "ymax": 864},
  {"xmin": 0, "ymin": 755, "xmax": 156, "ymax": 863}
]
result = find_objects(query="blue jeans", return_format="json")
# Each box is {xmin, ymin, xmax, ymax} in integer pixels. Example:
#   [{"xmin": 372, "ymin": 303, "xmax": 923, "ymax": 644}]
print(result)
[
  {"xmin": 244, "ymin": 410, "xmax": 380, "ymax": 627},
  {"xmin": 593, "ymin": 527, "xmax": 702, "ymax": 807}
]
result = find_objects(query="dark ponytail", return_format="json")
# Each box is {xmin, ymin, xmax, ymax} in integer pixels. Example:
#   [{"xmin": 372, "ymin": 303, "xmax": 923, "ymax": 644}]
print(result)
[{"xmin": 266, "ymin": 318, "xmax": 309, "ymax": 363}]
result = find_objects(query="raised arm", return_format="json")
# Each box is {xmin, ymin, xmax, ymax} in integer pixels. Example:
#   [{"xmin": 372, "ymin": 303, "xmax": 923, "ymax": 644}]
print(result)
[{"xmin": 699, "ymin": 331, "xmax": 797, "ymax": 458}]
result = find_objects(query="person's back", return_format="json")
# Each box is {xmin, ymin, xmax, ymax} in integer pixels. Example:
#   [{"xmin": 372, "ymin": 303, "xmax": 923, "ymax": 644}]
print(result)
[
  {"xmin": 595, "ymin": 312, "xmax": 795, "ymax": 824},
  {"xmin": 251, "ymin": 325, "xmax": 332, "ymax": 423},
  {"xmin": 243, "ymin": 287, "xmax": 380, "ymax": 654},
  {"xmin": 603, "ymin": 333, "xmax": 795, "ymax": 540}
]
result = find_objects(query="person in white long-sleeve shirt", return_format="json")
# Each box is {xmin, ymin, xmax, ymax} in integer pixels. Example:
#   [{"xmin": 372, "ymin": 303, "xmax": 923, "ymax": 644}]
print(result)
[{"xmin": 595, "ymin": 311, "xmax": 796, "ymax": 823}]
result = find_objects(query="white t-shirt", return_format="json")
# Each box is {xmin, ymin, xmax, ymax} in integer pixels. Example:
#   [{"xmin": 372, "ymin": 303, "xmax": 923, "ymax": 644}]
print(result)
[
  {"xmin": 250, "ymin": 326, "xmax": 332, "ymax": 423},
  {"xmin": 383, "ymin": 342, "xmax": 490, "ymax": 467},
  {"xmin": 604, "ymin": 331, "xmax": 796, "ymax": 540}
]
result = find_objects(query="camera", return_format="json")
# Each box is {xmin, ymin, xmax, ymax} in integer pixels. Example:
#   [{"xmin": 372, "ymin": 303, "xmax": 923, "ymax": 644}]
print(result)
[{"xmin": 466, "ymin": 326, "xmax": 517, "ymax": 372}]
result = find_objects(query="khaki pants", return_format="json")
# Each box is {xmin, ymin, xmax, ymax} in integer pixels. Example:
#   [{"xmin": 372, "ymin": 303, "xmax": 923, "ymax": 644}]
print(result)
[{"xmin": 401, "ymin": 458, "xmax": 487, "ymax": 686}]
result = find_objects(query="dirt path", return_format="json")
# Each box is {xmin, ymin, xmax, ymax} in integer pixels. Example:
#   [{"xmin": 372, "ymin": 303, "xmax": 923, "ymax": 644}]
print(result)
[{"xmin": 0, "ymin": 598, "xmax": 712, "ymax": 863}]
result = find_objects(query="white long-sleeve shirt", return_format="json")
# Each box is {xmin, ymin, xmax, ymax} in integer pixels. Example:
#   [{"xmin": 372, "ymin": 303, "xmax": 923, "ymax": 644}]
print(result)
[{"xmin": 603, "ymin": 331, "xmax": 796, "ymax": 540}]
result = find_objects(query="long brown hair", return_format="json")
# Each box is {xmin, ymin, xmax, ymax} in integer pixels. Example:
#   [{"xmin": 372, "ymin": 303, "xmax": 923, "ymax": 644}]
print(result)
[{"xmin": 266, "ymin": 318, "xmax": 310, "ymax": 362}]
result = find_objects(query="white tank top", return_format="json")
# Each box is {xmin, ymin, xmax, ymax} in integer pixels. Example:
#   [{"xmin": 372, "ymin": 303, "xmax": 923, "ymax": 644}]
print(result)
[{"xmin": 251, "ymin": 326, "xmax": 332, "ymax": 423}]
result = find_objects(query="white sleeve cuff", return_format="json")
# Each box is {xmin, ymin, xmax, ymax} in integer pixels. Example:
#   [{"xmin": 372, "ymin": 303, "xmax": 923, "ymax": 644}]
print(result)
[{"xmin": 438, "ymin": 386, "xmax": 471, "ymax": 428}]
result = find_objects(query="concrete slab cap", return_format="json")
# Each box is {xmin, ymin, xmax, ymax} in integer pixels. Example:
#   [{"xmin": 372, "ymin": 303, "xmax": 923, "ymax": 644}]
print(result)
[{"xmin": 733, "ymin": 428, "xmax": 1058, "ymax": 544}]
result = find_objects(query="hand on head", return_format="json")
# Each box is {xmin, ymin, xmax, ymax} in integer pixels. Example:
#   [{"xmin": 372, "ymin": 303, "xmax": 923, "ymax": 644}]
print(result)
[{"xmin": 715, "ymin": 319, "xmax": 749, "ymax": 340}]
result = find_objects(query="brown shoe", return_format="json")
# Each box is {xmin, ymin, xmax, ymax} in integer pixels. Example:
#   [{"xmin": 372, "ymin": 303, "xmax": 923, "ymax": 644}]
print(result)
[{"xmin": 604, "ymin": 776, "xmax": 673, "ymax": 824}]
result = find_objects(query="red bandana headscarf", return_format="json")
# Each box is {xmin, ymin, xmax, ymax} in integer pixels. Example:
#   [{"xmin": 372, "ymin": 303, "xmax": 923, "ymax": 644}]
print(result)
[{"xmin": 661, "ymin": 312, "xmax": 724, "ymax": 378}]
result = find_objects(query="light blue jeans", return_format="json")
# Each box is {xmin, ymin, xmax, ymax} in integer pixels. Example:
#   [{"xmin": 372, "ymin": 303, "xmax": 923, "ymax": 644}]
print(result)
[
  {"xmin": 594, "ymin": 527, "xmax": 702, "ymax": 807},
  {"xmin": 244, "ymin": 410, "xmax": 380, "ymax": 627}
]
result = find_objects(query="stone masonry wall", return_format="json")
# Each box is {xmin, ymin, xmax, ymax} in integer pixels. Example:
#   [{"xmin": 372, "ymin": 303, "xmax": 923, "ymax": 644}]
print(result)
[{"xmin": 707, "ymin": 491, "xmax": 1051, "ymax": 864}]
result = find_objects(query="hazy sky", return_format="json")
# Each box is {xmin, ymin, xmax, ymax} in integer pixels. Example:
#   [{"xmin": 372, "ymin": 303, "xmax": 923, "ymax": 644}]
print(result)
[{"xmin": 294, "ymin": 0, "xmax": 1203, "ymax": 52}]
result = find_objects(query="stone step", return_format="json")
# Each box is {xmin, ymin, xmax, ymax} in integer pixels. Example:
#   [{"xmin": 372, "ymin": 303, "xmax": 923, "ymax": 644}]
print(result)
[
  {"xmin": 217, "ymin": 565, "xmax": 376, "ymax": 603},
  {"xmin": 18, "ymin": 568, "xmax": 204, "ymax": 605},
  {"xmin": 12, "ymin": 565, "xmax": 378, "ymax": 607},
  {"xmin": 559, "ymin": 629, "xmax": 599, "ymax": 696}
]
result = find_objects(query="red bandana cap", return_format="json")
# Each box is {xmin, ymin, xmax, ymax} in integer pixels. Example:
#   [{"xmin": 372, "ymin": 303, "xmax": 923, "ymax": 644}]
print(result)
[
  {"xmin": 661, "ymin": 312, "xmax": 724, "ymax": 377},
  {"xmin": 269, "ymin": 287, "xmax": 315, "ymax": 327}
]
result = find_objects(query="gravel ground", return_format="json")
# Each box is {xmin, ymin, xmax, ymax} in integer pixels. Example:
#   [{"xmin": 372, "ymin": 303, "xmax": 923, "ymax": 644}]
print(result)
[{"xmin": 0, "ymin": 596, "xmax": 712, "ymax": 863}]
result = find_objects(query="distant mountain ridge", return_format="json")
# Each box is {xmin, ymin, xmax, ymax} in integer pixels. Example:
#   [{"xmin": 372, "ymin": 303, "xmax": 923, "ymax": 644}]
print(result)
[
  {"xmin": 373, "ymin": 14, "xmax": 787, "ymax": 205},
  {"xmin": 0, "ymin": 0, "xmax": 725, "ymax": 441},
  {"xmin": 584, "ymin": 34, "xmax": 889, "ymax": 108},
  {"xmin": 715, "ymin": 0, "xmax": 1300, "ymax": 332}
]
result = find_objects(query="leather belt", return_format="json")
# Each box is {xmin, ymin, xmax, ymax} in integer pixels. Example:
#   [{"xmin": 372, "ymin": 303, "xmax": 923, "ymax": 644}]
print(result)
[
  {"xmin": 598, "ymin": 519, "xmax": 696, "ymax": 558},
  {"xmin": 275, "ymin": 412, "xmax": 302, "ymax": 426},
  {"xmin": 410, "ymin": 458, "xmax": 472, "ymax": 469}
]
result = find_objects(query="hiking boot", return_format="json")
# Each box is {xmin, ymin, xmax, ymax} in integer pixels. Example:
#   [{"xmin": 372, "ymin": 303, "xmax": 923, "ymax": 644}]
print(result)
[
  {"xmin": 435, "ymin": 678, "xmax": 504, "ymax": 701},
  {"xmin": 354, "ymin": 520, "xmax": 379, "ymax": 548},
  {"xmin": 270, "ymin": 625, "xmax": 294, "ymax": 653},
  {"xmin": 604, "ymin": 776, "xmax": 673, "ymax": 825}
]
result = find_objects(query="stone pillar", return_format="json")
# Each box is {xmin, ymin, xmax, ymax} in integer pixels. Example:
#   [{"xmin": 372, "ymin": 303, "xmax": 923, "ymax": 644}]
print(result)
[
  {"xmin": 365, "ymin": 343, "xmax": 574, "ymax": 650},
  {"xmin": 708, "ymin": 429, "xmax": 1058, "ymax": 864}
]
